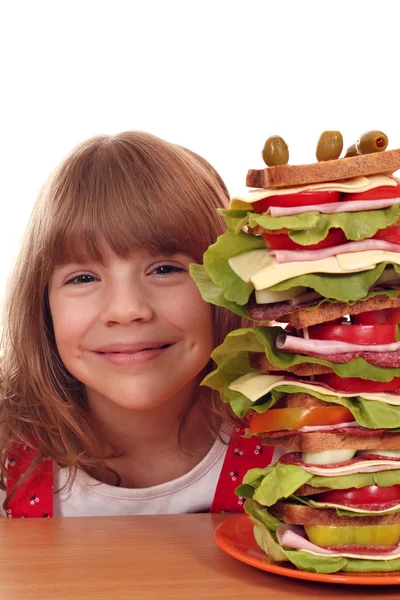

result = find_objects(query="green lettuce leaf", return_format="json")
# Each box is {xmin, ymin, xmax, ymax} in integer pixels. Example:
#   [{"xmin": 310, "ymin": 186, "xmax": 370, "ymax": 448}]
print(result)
[
  {"xmin": 252, "ymin": 463, "xmax": 312, "ymax": 506},
  {"xmin": 270, "ymin": 262, "xmax": 400, "ymax": 302},
  {"xmin": 244, "ymin": 499, "xmax": 287, "ymax": 562},
  {"xmin": 217, "ymin": 209, "xmax": 252, "ymax": 233},
  {"xmin": 189, "ymin": 264, "xmax": 250, "ymax": 318},
  {"xmin": 242, "ymin": 462, "xmax": 400, "ymax": 504},
  {"xmin": 218, "ymin": 208, "xmax": 320, "ymax": 235},
  {"xmin": 290, "ymin": 204, "xmax": 400, "ymax": 244},
  {"xmin": 252, "ymin": 524, "xmax": 289, "ymax": 563},
  {"xmin": 341, "ymin": 556, "xmax": 400, "ymax": 572},
  {"xmin": 244, "ymin": 498, "xmax": 282, "ymax": 532},
  {"xmin": 199, "ymin": 227, "xmax": 400, "ymax": 304},
  {"xmin": 219, "ymin": 204, "xmax": 400, "ymax": 245},
  {"xmin": 202, "ymin": 229, "xmax": 265, "ymax": 305},
  {"xmin": 303, "ymin": 469, "xmax": 400, "ymax": 491},
  {"xmin": 204, "ymin": 328, "xmax": 400, "ymax": 411},
  {"xmin": 284, "ymin": 551, "xmax": 348, "ymax": 573}
]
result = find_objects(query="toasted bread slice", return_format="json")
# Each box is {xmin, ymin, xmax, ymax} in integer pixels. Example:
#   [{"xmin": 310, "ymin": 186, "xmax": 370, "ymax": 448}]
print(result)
[
  {"xmin": 247, "ymin": 291, "xmax": 400, "ymax": 328},
  {"xmin": 249, "ymin": 352, "xmax": 332, "ymax": 376},
  {"xmin": 259, "ymin": 431, "xmax": 400, "ymax": 452},
  {"xmin": 287, "ymin": 292, "xmax": 400, "ymax": 329},
  {"xmin": 296, "ymin": 484, "xmax": 332, "ymax": 496},
  {"xmin": 246, "ymin": 148, "xmax": 400, "ymax": 189},
  {"xmin": 276, "ymin": 393, "xmax": 328, "ymax": 409},
  {"xmin": 269, "ymin": 502, "xmax": 400, "ymax": 526}
]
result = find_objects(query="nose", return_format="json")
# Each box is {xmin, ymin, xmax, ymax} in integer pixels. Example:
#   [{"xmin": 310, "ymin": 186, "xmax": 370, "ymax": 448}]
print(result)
[{"xmin": 100, "ymin": 281, "xmax": 154, "ymax": 327}]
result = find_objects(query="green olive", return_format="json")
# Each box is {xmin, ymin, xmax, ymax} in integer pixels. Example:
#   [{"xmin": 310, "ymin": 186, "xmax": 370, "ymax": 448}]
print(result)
[
  {"xmin": 356, "ymin": 130, "xmax": 388, "ymax": 154},
  {"xmin": 316, "ymin": 131, "xmax": 343, "ymax": 162},
  {"xmin": 262, "ymin": 135, "xmax": 289, "ymax": 166},
  {"xmin": 344, "ymin": 143, "xmax": 359, "ymax": 158}
]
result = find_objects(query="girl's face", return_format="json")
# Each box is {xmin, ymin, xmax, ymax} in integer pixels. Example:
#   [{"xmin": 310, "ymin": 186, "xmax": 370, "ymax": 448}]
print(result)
[{"xmin": 48, "ymin": 245, "xmax": 214, "ymax": 413}]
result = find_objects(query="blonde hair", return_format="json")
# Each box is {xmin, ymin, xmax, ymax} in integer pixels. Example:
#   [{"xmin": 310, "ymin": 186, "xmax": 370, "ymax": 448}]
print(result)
[{"xmin": 0, "ymin": 131, "xmax": 242, "ymax": 503}]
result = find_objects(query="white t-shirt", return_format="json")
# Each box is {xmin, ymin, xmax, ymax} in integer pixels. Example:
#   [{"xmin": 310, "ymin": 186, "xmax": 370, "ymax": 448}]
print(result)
[
  {"xmin": 0, "ymin": 437, "xmax": 284, "ymax": 518},
  {"xmin": 0, "ymin": 436, "xmax": 228, "ymax": 518}
]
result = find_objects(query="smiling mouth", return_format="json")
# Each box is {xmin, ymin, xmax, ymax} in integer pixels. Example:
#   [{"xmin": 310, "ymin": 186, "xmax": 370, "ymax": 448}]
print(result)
[
  {"xmin": 93, "ymin": 343, "xmax": 173, "ymax": 366},
  {"xmin": 96, "ymin": 344, "xmax": 172, "ymax": 354}
]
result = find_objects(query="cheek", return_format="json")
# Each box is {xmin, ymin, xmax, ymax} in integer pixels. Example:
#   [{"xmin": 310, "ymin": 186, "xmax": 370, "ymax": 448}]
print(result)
[
  {"xmin": 168, "ymin": 286, "xmax": 214, "ymax": 351},
  {"xmin": 50, "ymin": 298, "xmax": 94, "ymax": 352}
]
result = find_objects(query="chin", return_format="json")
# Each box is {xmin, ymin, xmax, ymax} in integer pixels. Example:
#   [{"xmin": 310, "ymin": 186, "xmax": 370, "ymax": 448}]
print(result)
[{"xmin": 86, "ymin": 379, "xmax": 193, "ymax": 413}]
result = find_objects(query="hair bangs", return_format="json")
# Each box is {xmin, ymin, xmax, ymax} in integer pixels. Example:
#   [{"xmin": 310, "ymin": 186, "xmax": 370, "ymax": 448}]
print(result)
[
  {"xmin": 46, "ymin": 186, "xmax": 193, "ymax": 268},
  {"xmin": 44, "ymin": 132, "xmax": 227, "ymax": 268}
]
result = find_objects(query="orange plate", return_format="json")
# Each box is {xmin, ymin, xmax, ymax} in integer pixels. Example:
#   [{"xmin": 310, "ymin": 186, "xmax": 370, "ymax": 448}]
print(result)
[{"xmin": 214, "ymin": 514, "xmax": 400, "ymax": 586}]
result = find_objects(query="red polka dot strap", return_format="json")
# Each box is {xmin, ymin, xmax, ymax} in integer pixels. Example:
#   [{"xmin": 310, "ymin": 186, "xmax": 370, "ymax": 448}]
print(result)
[
  {"xmin": 6, "ymin": 445, "xmax": 53, "ymax": 518},
  {"xmin": 210, "ymin": 428, "xmax": 274, "ymax": 513}
]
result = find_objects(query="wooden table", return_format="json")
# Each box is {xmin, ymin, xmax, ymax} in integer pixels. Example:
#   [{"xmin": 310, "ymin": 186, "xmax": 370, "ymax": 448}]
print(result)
[{"xmin": 0, "ymin": 514, "xmax": 399, "ymax": 599}]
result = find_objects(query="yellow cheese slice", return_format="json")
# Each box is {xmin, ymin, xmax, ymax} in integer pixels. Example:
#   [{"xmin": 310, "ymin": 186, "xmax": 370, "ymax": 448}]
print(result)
[
  {"xmin": 255, "ymin": 286, "xmax": 307, "ymax": 304},
  {"xmin": 228, "ymin": 250, "xmax": 274, "ymax": 283},
  {"xmin": 229, "ymin": 372, "xmax": 400, "ymax": 406},
  {"xmin": 229, "ymin": 175, "xmax": 398, "ymax": 210},
  {"xmin": 303, "ymin": 460, "xmax": 400, "ymax": 476},
  {"xmin": 337, "ymin": 250, "xmax": 400, "ymax": 271},
  {"xmin": 301, "ymin": 548, "xmax": 400, "ymax": 561},
  {"xmin": 228, "ymin": 249, "xmax": 400, "ymax": 290},
  {"xmin": 309, "ymin": 499, "xmax": 400, "ymax": 514}
]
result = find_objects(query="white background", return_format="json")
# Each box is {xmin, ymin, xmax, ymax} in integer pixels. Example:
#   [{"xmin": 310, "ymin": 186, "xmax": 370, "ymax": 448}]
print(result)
[{"xmin": 1, "ymin": 0, "xmax": 400, "ymax": 300}]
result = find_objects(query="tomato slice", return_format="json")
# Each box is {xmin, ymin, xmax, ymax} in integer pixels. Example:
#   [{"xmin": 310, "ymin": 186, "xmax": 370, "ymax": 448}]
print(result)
[
  {"xmin": 343, "ymin": 184, "xmax": 400, "ymax": 202},
  {"xmin": 262, "ymin": 228, "xmax": 347, "ymax": 251},
  {"xmin": 373, "ymin": 225, "xmax": 400, "ymax": 244},
  {"xmin": 353, "ymin": 308, "xmax": 400, "ymax": 326},
  {"xmin": 248, "ymin": 406, "xmax": 353, "ymax": 434},
  {"xmin": 316, "ymin": 373, "xmax": 400, "ymax": 393},
  {"xmin": 307, "ymin": 323, "xmax": 397, "ymax": 345},
  {"xmin": 305, "ymin": 524, "xmax": 400, "ymax": 547},
  {"xmin": 253, "ymin": 190, "xmax": 341, "ymax": 213},
  {"xmin": 316, "ymin": 485, "xmax": 400, "ymax": 507}
]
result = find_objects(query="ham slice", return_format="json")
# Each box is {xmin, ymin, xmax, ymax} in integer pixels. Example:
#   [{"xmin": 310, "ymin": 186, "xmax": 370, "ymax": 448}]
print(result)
[
  {"xmin": 268, "ymin": 197, "xmax": 400, "ymax": 217},
  {"xmin": 291, "ymin": 421, "xmax": 358, "ymax": 433},
  {"xmin": 272, "ymin": 240, "xmax": 400, "ymax": 264},
  {"xmin": 276, "ymin": 334, "xmax": 400, "ymax": 355},
  {"xmin": 288, "ymin": 348, "xmax": 400, "ymax": 367},
  {"xmin": 277, "ymin": 525, "xmax": 400, "ymax": 559}
]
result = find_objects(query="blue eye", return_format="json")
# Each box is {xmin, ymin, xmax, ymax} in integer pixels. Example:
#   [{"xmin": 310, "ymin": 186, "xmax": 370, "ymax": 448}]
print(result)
[
  {"xmin": 152, "ymin": 265, "xmax": 185, "ymax": 276},
  {"xmin": 65, "ymin": 274, "xmax": 97, "ymax": 285}
]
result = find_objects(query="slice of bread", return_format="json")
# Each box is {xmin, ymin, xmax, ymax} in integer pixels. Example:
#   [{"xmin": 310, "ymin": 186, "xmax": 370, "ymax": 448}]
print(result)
[
  {"xmin": 249, "ymin": 352, "xmax": 332, "ymax": 376},
  {"xmin": 276, "ymin": 393, "xmax": 328, "ymax": 409},
  {"xmin": 246, "ymin": 148, "xmax": 400, "ymax": 189},
  {"xmin": 247, "ymin": 291, "xmax": 400, "ymax": 329},
  {"xmin": 269, "ymin": 501, "xmax": 400, "ymax": 526},
  {"xmin": 296, "ymin": 484, "xmax": 332, "ymax": 496},
  {"xmin": 286, "ymin": 292, "xmax": 400, "ymax": 330},
  {"xmin": 259, "ymin": 431, "xmax": 400, "ymax": 451}
]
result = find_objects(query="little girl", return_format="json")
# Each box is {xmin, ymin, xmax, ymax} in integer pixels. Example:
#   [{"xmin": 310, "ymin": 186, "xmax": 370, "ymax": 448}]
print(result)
[{"xmin": 0, "ymin": 131, "xmax": 274, "ymax": 518}]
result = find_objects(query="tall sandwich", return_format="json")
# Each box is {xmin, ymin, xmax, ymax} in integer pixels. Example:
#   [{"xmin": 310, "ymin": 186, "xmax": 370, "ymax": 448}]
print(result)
[{"xmin": 191, "ymin": 130, "xmax": 400, "ymax": 573}]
